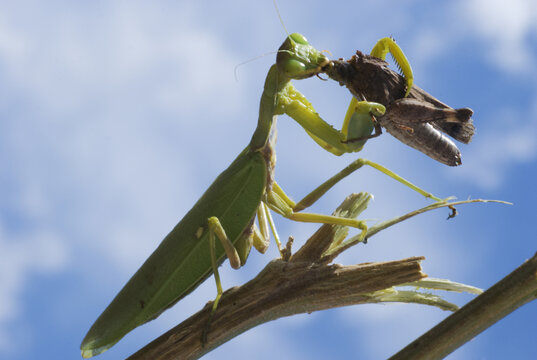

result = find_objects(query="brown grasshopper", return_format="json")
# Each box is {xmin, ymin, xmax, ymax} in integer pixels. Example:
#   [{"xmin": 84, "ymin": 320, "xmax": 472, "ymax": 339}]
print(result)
[{"xmin": 323, "ymin": 50, "xmax": 474, "ymax": 166}]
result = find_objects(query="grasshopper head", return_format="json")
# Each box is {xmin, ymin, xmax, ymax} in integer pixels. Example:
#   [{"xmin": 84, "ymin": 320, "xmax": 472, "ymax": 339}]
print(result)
[{"xmin": 276, "ymin": 33, "xmax": 329, "ymax": 80}]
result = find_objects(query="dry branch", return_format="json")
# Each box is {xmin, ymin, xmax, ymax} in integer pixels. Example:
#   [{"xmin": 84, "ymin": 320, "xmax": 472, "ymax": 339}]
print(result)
[{"xmin": 127, "ymin": 194, "xmax": 427, "ymax": 360}]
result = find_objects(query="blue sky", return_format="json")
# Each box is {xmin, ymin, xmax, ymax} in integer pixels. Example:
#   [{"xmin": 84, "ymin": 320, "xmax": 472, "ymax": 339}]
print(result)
[{"xmin": 1, "ymin": 1, "xmax": 536, "ymax": 359}]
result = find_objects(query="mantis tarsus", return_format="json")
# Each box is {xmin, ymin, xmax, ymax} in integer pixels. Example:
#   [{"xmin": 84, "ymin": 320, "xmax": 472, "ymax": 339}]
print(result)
[{"xmin": 80, "ymin": 33, "xmax": 463, "ymax": 358}]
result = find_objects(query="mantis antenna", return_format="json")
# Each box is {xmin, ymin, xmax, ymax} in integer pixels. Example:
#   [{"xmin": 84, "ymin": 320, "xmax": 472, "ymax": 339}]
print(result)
[
  {"xmin": 273, "ymin": 0, "xmax": 289, "ymax": 36},
  {"xmin": 234, "ymin": 0, "xmax": 290, "ymax": 81},
  {"xmin": 234, "ymin": 52, "xmax": 278, "ymax": 81}
]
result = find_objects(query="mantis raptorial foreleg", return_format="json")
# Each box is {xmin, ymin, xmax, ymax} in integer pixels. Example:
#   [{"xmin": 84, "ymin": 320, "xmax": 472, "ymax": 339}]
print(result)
[
  {"xmin": 277, "ymin": 97, "xmax": 445, "ymax": 206},
  {"xmin": 340, "ymin": 38, "xmax": 414, "ymax": 146},
  {"xmin": 274, "ymin": 36, "xmax": 450, "ymax": 208},
  {"xmin": 370, "ymin": 37, "xmax": 413, "ymax": 96},
  {"xmin": 277, "ymin": 37, "xmax": 414, "ymax": 156}
]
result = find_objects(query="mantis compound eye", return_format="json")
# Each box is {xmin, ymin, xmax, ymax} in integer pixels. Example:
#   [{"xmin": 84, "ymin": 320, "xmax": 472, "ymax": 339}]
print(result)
[
  {"xmin": 280, "ymin": 59, "xmax": 307, "ymax": 77},
  {"xmin": 276, "ymin": 33, "xmax": 328, "ymax": 79},
  {"xmin": 289, "ymin": 33, "xmax": 308, "ymax": 45}
]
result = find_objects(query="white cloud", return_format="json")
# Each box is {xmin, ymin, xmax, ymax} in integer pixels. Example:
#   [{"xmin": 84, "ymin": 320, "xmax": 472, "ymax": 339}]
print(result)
[
  {"xmin": 453, "ymin": 103, "xmax": 537, "ymax": 189},
  {"xmin": 0, "ymin": 1, "xmax": 532, "ymax": 358},
  {"xmin": 401, "ymin": 1, "xmax": 537, "ymax": 190},
  {"xmin": 460, "ymin": 0, "xmax": 537, "ymax": 72},
  {"xmin": 407, "ymin": 1, "xmax": 537, "ymax": 76},
  {"xmin": 0, "ymin": 223, "xmax": 67, "ymax": 350},
  {"xmin": 0, "ymin": 0, "xmax": 246, "ymax": 263},
  {"xmin": 0, "ymin": 2, "xmax": 243, "ymax": 120},
  {"xmin": 0, "ymin": 1, "xmax": 247, "ymax": 353}
]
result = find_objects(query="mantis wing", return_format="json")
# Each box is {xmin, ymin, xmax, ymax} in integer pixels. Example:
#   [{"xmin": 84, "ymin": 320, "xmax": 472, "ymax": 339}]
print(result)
[{"xmin": 81, "ymin": 148, "xmax": 268, "ymax": 357}]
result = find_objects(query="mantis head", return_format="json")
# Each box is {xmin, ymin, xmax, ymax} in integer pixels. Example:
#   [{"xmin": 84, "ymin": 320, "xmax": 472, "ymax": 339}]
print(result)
[{"xmin": 276, "ymin": 33, "xmax": 329, "ymax": 80}]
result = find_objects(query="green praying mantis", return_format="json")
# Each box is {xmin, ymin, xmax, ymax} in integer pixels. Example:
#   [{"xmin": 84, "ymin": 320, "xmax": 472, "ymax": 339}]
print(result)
[{"xmin": 80, "ymin": 33, "xmax": 465, "ymax": 358}]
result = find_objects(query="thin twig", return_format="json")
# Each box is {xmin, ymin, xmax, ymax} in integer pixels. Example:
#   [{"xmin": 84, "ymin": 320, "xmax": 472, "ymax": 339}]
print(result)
[{"xmin": 390, "ymin": 252, "xmax": 537, "ymax": 360}]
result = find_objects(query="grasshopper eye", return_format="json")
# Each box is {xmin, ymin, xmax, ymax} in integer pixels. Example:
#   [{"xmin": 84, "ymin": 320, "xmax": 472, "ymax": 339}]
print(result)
[{"xmin": 289, "ymin": 33, "xmax": 308, "ymax": 45}]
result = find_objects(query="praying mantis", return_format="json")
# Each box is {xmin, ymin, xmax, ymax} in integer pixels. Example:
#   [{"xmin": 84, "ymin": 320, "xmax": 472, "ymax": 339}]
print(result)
[{"xmin": 80, "ymin": 33, "xmax": 469, "ymax": 358}]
